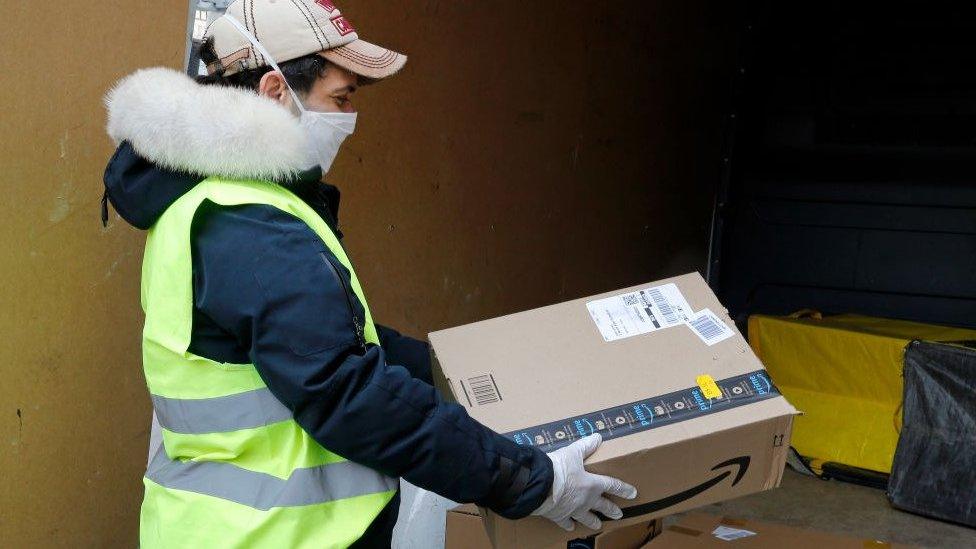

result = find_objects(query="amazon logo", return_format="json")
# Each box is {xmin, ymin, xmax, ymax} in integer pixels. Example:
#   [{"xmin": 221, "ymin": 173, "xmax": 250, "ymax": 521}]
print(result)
[{"xmin": 613, "ymin": 456, "xmax": 750, "ymax": 519}]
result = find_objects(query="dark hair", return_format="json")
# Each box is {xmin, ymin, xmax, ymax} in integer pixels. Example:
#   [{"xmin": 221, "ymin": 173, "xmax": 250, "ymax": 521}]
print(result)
[{"xmin": 194, "ymin": 37, "xmax": 329, "ymax": 95}]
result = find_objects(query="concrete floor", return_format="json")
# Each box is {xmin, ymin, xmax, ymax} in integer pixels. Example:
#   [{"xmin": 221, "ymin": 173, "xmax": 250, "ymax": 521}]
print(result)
[{"xmin": 668, "ymin": 469, "xmax": 976, "ymax": 548}]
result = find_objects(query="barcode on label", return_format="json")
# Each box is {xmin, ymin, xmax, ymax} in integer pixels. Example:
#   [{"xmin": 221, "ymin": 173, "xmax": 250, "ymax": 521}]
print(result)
[
  {"xmin": 621, "ymin": 294, "xmax": 640, "ymax": 306},
  {"xmin": 686, "ymin": 308, "xmax": 735, "ymax": 346},
  {"xmin": 691, "ymin": 316, "xmax": 723, "ymax": 340},
  {"xmin": 466, "ymin": 374, "xmax": 501, "ymax": 406},
  {"xmin": 648, "ymin": 288, "xmax": 678, "ymax": 324}
]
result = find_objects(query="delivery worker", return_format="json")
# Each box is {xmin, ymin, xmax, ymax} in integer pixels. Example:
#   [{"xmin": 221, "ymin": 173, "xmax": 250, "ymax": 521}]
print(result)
[{"xmin": 102, "ymin": 1, "xmax": 636, "ymax": 547}]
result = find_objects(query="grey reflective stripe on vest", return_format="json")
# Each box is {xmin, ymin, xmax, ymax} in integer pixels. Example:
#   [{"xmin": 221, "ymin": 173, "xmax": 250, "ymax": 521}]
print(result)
[
  {"xmin": 146, "ymin": 447, "xmax": 398, "ymax": 510},
  {"xmin": 151, "ymin": 388, "xmax": 292, "ymax": 434}
]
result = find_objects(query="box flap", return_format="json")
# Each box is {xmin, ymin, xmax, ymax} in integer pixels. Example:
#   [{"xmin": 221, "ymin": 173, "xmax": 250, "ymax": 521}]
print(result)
[{"xmin": 448, "ymin": 504, "xmax": 482, "ymax": 518}]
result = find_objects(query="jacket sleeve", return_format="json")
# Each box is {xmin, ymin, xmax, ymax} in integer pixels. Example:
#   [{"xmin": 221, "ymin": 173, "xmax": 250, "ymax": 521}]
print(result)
[
  {"xmin": 191, "ymin": 204, "xmax": 552, "ymax": 518},
  {"xmin": 375, "ymin": 324, "xmax": 432, "ymax": 384}
]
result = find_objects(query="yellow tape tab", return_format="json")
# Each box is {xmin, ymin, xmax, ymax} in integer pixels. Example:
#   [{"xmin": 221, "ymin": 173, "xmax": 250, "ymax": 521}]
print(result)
[{"xmin": 696, "ymin": 374, "xmax": 722, "ymax": 399}]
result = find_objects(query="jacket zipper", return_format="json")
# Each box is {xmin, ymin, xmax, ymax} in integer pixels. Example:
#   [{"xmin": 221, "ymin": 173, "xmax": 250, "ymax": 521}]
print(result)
[{"xmin": 320, "ymin": 252, "xmax": 367, "ymax": 351}]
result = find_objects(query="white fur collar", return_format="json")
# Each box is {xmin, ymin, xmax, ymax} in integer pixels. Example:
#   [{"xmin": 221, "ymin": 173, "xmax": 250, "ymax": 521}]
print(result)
[{"xmin": 104, "ymin": 67, "xmax": 311, "ymax": 180}]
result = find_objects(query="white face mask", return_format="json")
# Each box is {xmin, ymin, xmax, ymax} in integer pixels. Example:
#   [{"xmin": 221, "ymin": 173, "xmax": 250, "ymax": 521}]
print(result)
[
  {"xmin": 298, "ymin": 108, "xmax": 356, "ymax": 175},
  {"xmin": 223, "ymin": 15, "xmax": 356, "ymax": 174}
]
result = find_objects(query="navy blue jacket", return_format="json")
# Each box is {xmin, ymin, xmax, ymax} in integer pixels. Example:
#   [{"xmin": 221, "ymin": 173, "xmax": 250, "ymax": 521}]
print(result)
[{"xmin": 104, "ymin": 142, "xmax": 552, "ymax": 545}]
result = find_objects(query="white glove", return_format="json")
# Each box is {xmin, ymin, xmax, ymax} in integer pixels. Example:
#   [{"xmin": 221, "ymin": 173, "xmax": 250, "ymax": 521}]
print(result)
[{"xmin": 531, "ymin": 433, "xmax": 638, "ymax": 531}]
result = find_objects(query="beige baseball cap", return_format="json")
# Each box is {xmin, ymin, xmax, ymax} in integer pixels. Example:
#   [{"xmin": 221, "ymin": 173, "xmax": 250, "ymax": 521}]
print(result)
[{"xmin": 204, "ymin": 0, "xmax": 406, "ymax": 80}]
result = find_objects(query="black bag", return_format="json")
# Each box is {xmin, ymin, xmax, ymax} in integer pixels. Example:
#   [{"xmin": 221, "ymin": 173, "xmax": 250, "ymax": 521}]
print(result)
[{"xmin": 888, "ymin": 340, "xmax": 976, "ymax": 527}]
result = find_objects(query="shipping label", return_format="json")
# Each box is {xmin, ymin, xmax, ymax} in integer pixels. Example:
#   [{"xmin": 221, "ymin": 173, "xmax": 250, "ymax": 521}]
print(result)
[
  {"xmin": 712, "ymin": 525, "xmax": 757, "ymax": 541},
  {"xmin": 586, "ymin": 283, "xmax": 694, "ymax": 342},
  {"xmin": 687, "ymin": 308, "xmax": 735, "ymax": 346}
]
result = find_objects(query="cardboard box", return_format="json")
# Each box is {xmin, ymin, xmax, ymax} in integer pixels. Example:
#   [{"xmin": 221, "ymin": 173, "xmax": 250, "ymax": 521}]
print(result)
[
  {"xmin": 429, "ymin": 273, "xmax": 798, "ymax": 547},
  {"xmin": 643, "ymin": 513, "xmax": 915, "ymax": 548},
  {"xmin": 446, "ymin": 505, "xmax": 660, "ymax": 549},
  {"xmin": 445, "ymin": 505, "xmax": 495, "ymax": 549}
]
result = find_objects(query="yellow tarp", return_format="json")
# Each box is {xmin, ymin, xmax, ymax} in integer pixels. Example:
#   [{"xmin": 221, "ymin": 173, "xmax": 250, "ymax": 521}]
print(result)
[{"xmin": 748, "ymin": 312, "xmax": 976, "ymax": 474}]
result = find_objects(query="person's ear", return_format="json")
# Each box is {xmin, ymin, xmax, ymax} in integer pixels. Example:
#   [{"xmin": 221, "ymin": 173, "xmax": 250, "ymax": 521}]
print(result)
[{"xmin": 258, "ymin": 71, "xmax": 293, "ymax": 109}]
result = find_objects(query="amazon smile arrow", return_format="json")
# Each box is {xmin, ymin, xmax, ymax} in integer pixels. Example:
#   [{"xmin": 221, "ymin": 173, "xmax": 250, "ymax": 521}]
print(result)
[{"xmin": 614, "ymin": 456, "xmax": 751, "ymax": 519}]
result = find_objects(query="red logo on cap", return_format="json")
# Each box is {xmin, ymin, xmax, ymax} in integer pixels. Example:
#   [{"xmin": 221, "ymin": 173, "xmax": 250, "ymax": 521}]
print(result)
[
  {"xmin": 331, "ymin": 15, "xmax": 355, "ymax": 36},
  {"xmin": 315, "ymin": 0, "xmax": 336, "ymax": 12}
]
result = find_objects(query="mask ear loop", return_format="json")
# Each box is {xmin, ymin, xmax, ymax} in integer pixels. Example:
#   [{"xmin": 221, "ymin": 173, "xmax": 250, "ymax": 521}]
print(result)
[{"xmin": 221, "ymin": 15, "xmax": 308, "ymax": 113}]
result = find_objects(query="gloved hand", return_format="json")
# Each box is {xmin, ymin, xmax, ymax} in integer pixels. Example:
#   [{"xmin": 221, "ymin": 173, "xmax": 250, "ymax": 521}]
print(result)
[{"xmin": 532, "ymin": 433, "xmax": 638, "ymax": 531}]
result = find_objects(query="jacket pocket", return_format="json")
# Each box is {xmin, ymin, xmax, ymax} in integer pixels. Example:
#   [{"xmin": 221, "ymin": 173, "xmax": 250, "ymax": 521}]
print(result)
[{"xmin": 320, "ymin": 252, "xmax": 367, "ymax": 351}]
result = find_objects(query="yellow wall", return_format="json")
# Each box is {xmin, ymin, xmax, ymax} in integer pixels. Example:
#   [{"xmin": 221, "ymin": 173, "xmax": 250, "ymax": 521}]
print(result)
[
  {"xmin": 0, "ymin": 1, "xmax": 737, "ymax": 545},
  {"xmin": 0, "ymin": 1, "xmax": 189, "ymax": 546}
]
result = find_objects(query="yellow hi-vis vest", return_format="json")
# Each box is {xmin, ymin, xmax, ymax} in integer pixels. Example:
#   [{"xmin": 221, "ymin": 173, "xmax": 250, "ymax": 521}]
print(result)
[{"xmin": 139, "ymin": 177, "xmax": 397, "ymax": 548}]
